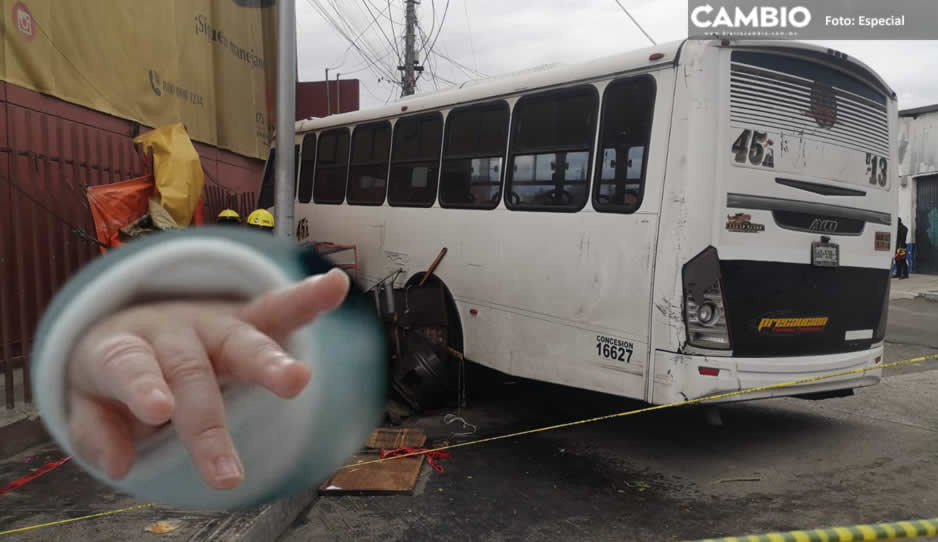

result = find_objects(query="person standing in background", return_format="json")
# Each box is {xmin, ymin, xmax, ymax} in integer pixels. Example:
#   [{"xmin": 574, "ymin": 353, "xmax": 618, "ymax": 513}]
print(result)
[{"xmin": 895, "ymin": 217, "xmax": 909, "ymax": 279}]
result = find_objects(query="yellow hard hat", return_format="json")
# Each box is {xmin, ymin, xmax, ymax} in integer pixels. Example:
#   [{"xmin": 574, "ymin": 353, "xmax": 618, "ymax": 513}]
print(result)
[
  {"xmin": 247, "ymin": 209, "xmax": 275, "ymax": 229},
  {"xmin": 216, "ymin": 209, "xmax": 241, "ymax": 224}
]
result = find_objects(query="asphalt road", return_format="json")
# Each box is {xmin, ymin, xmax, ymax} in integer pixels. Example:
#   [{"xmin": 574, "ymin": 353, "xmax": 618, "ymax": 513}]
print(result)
[{"xmin": 281, "ymin": 298, "xmax": 938, "ymax": 541}]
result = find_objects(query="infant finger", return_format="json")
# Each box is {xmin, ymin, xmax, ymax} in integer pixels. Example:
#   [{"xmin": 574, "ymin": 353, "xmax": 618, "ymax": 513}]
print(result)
[
  {"xmin": 152, "ymin": 328, "xmax": 244, "ymax": 490},
  {"xmin": 70, "ymin": 334, "xmax": 174, "ymax": 427},
  {"xmin": 68, "ymin": 392, "xmax": 137, "ymax": 480},
  {"xmin": 198, "ymin": 318, "xmax": 311, "ymax": 398},
  {"xmin": 239, "ymin": 268, "xmax": 350, "ymax": 343}
]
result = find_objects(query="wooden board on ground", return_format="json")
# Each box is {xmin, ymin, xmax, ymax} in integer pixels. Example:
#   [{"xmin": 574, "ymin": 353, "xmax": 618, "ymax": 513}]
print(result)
[
  {"xmin": 319, "ymin": 427, "xmax": 428, "ymax": 496},
  {"xmin": 367, "ymin": 427, "xmax": 426, "ymax": 449},
  {"xmin": 319, "ymin": 454, "xmax": 425, "ymax": 495}
]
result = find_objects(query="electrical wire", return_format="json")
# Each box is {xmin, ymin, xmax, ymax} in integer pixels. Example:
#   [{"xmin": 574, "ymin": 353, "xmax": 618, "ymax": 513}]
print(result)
[
  {"xmin": 416, "ymin": 25, "xmax": 440, "ymax": 90},
  {"xmin": 612, "ymin": 0, "xmax": 657, "ymax": 45},
  {"xmin": 360, "ymin": 78, "xmax": 386, "ymax": 102},
  {"xmin": 385, "ymin": 83, "xmax": 398, "ymax": 103},
  {"xmin": 463, "ymin": 0, "xmax": 479, "ymax": 73},
  {"xmin": 422, "ymin": 0, "xmax": 451, "ymax": 66},
  {"xmin": 359, "ymin": 0, "xmax": 401, "ymax": 63},
  {"xmin": 0, "ymin": 173, "xmax": 104, "ymax": 247},
  {"xmin": 311, "ymin": 0, "xmax": 396, "ymax": 80},
  {"xmin": 434, "ymin": 48, "xmax": 487, "ymax": 78},
  {"xmin": 308, "ymin": 0, "xmax": 399, "ymax": 82}
]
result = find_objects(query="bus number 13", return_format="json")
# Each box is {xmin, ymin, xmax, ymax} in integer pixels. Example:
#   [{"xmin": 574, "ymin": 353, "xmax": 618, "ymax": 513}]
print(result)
[{"xmin": 866, "ymin": 153, "xmax": 888, "ymax": 186}]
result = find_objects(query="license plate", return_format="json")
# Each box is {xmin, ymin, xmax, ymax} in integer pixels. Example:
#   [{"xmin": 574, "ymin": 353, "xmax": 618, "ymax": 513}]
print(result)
[{"xmin": 812, "ymin": 241, "xmax": 839, "ymax": 267}]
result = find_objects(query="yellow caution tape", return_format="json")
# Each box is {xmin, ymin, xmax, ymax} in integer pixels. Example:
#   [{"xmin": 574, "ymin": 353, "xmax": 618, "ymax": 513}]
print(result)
[
  {"xmin": 689, "ymin": 517, "xmax": 938, "ymax": 541},
  {"xmin": 343, "ymin": 352, "xmax": 938, "ymax": 470},
  {"xmin": 2, "ymin": 352, "xmax": 936, "ymax": 538},
  {"xmin": 0, "ymin": 504, "xmax": 155, "ymax": 537}
]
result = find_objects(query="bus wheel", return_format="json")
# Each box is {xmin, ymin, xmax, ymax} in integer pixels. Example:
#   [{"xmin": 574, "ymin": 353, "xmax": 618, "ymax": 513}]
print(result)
[{"xmin": 388, "ymin": 274, "xmax": 464, "ymax": 411}]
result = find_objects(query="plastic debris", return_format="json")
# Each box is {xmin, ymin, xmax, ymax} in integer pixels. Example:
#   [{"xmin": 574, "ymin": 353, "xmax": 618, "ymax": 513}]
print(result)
[{"xmin": 144, "ymin": 520, "xmax": 181, "ymax": 534}]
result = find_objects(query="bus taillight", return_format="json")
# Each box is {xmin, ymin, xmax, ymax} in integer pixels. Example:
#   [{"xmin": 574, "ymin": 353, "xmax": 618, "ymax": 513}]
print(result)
[{"xmin": 682, "ymin": 247, "xmax": 732, "ymax": 350}]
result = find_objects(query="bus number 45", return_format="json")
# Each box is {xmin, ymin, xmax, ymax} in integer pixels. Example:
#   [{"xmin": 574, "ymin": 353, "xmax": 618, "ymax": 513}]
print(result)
[{"xmin": 732, "ymin": 129, "xmax": 774, "ymax": 168}]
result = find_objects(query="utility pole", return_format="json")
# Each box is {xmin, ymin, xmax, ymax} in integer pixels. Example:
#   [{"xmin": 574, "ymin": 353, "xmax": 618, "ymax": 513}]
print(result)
[
  {"xmin": 336, "ymin": 72, "xmax": 341, "ymax": 114},
  {"xmin": 399, "ymin": 0, "xmax": 423, "ymax": 96},
  {"xmin": 274, "ymin": 0, "xmax": 296, "ymax": 239},
  {"xmin": 325, "ymin": 67, "xmax": 331, "ymax": 115}
]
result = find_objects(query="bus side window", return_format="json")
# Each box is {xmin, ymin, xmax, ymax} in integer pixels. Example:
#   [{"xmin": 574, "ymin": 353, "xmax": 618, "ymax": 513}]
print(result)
[
  {"xmin": 388, "ymin": 112, "xmax": 443, "ymax": 207},
  {"xmin": 506, "ymin": 86, "xmax": 598, "ymax": 212},
  {"xmin": 257, "ymin": 148, "xmax": 276, "ymax": 209},
  {"xmin": 347, "ymin": 121, "xmax": 391, "ymax": 205},
  {"xmin": 297, "ymin": 133, "xmax": 316, "ymax": 203},
  {"xmin": 313, "ymin": 128, "xmax": 349, "ymax": 204},
  {"xmin": 593, "ymin": 75, "xmax": 656, "ymax": 213},
  {"xmin": 440, "ymin": 101, "xmax": 509, "ymax": 209}
]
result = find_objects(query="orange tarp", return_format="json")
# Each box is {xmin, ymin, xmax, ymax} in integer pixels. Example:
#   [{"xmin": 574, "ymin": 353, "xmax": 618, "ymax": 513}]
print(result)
[
  {"xmin": 86, "ymin": 175, "xmax": 204, "ymax": 253},
  {"xmin": 87, "ymin": 176, "xmax": 154, "ymax": 253}
]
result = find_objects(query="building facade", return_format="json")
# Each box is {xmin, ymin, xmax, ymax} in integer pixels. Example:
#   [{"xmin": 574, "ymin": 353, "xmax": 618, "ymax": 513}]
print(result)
[{"xmin": 897, "ymin": 104, "xmax": 938, "ymax": 275}]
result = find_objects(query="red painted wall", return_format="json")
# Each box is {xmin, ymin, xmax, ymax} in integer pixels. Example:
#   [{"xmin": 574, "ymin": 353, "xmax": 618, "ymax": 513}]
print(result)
[
  {"xmin": 295, "ymin": 80, "xmax": 361, "ymax": 120},
  {"xmin": 0, "ymin": 81, "xmax": 264, "ymax": 406}
]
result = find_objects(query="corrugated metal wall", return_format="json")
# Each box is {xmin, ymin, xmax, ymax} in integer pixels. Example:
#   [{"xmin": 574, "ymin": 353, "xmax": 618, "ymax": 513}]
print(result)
[{"xmin": 1, "ymin": 82, "xmax": 263, "ymax": 408}]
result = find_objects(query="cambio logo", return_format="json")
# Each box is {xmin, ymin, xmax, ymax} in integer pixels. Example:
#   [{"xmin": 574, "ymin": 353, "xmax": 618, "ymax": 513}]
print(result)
[{"xmin": 691, "ymin": 4, "xmax": 812, "ymax": 28}]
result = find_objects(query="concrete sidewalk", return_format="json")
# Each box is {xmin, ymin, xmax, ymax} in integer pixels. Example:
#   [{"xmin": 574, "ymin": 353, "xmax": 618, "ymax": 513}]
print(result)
[
  {"xmin": 889, "ymin": 273, "xmax": 938, "ymax": 301},
  {"xmin": 0, "ymin": 424, "xmax": 316, "ymax": 541}
]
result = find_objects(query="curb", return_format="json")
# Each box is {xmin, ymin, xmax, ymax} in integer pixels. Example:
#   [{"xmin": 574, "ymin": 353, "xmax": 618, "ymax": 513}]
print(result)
[
  {"xmin": 920, "ymin": 291, "xmax": 938, "ymax": 303},
  {"xmin": 185, "ymin": 490, "xmax": 317, "ymax": 542}
]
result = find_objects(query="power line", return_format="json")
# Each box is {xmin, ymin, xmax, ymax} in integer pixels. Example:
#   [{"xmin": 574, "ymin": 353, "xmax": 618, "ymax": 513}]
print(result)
[
  {"xmin": 612, "ymin": 0, "xmax": 656, "ymax": 45},
  {"xmin": 324, "ymin": 0, "xmax": 396, "ymax": 71},
  {"xmin": 463, "ymin": 0, "xmax": 479, "ymax": 73},
  {"xmin": 309, "ymin": 0, "xmax": 399, "ymax": 82},
  {"xmin": 416, "ymin": 25, "xmax": 439, "ymax": 90},
  {"xmin": 359, "ymin": 0, "xmax": 401, "ymax": 63},
  {"xmin": 313, "ymin": 0, "xmax": 395, "ymax": 79},
  {"xmin": 421, "ymin": 0, "xmax": 450, "ymax": 67},
  {"xmin": 434, "ymin": 48, "xmax": 487, "ymax": 78},
  {"xmin": 360, "ymin": 78, "xmax": 386, "ymax": 102}
]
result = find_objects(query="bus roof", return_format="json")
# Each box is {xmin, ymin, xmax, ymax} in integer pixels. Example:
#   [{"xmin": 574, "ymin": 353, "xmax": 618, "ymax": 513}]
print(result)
[
  {"xmin": 293, "ymin": 38, "xmax": 895, "ymax": 135},
  {"xmin": 295, "ymin": 39, "xmax": 685, "ymax": 133}
]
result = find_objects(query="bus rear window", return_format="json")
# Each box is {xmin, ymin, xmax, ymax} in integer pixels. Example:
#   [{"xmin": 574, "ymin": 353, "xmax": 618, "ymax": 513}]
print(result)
[
  {"xmin": 593, "ymin": 76, "xmax": 656, "ymax": 213},
  {"xmin": 506, "ymin": 86, "xmax": 598, "ymax": 212}
]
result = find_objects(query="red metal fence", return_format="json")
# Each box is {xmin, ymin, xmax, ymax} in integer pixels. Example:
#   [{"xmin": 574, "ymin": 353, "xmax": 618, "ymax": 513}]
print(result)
[{"xmin": 1, "ymin": 82, "xmax": 263, "ymax": 409}]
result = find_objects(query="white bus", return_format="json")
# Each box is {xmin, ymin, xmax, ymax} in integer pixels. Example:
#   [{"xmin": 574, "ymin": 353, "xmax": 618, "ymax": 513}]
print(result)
[{"xmin": 258, "ymin": 39, "xmax": 897, "ymax": 405}]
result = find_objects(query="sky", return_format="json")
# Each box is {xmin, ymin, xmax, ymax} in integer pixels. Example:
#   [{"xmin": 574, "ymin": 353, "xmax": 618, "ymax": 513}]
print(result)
[{"xmin": 296, "ymin": 0, "xmax": 938, "ymax": 111}]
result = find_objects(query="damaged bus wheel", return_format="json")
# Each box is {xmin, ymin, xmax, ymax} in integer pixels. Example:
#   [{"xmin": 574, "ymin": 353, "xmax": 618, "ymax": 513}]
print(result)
[{"xmin": 380, "ymin": 273, "xmax": 463, "ymax": 412}]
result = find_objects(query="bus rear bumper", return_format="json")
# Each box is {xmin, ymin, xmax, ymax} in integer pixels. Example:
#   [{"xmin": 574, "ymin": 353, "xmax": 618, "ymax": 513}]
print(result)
[{"xmin": 650, "ymin": 345, "xmax": 883, "ymax": 405}]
